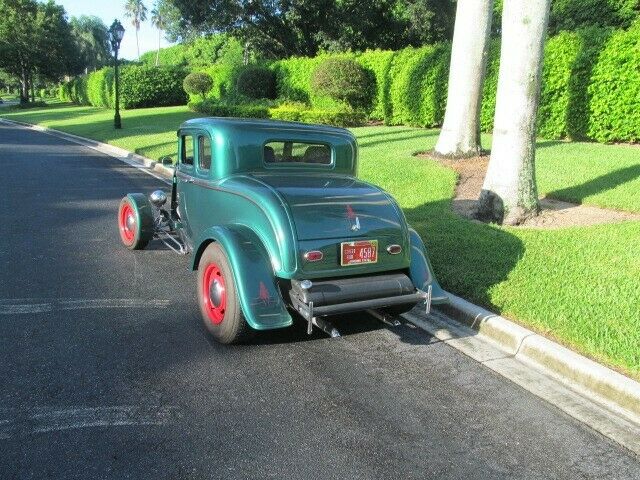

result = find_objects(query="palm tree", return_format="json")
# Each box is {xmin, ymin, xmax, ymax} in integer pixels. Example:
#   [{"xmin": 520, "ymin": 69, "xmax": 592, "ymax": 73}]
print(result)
[
  {"xmin": 124, "ymin": 0, "xmax": 148, "ymax": 60},
  {"xmin": 150, "ymin": 3, "xmax": 165, "ymax": 66},
  {"xmin": 477, "ymin": 0, "xmax": 552, "ymax": 225},
  {"xmin": 434, "ymin": 0, "xmax": 494, "ymax": 158}
]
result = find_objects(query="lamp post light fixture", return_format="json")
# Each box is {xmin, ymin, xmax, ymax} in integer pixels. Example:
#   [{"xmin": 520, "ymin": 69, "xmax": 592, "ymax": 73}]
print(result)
[{"xmin": 108, "ymin": 20, "xmax": 125, "ymax": 129}]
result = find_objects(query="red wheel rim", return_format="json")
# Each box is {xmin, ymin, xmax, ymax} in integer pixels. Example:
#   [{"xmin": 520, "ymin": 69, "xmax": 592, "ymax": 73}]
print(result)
[
  {"xmin": 202, "ymin": 263, "xmax": 226, "ymax": 325},
  {"xmin": 119, "ymin": 203, "xmax": 136, "ymax": 244}
]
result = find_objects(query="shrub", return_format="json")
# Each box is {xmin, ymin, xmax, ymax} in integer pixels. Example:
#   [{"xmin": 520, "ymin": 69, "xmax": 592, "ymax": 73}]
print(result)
[
  {"xmin": 86, "ymin": 67, "xmax": 115, "ymax": 108},
  {"xmin": 188, "ymin": 99, "xmax": 270, "ymax": 118},
  {"xmin": 536, "ymin": 32, "xmax": 582, "ymax": 139},
  {"xmin": 183, "ymin": 72, "xmax": 214, "ymax": 101},
  {"xmin": 311, "ymin": 58, "xmax": 376, "ymax": 111},
  {"xmin": 537, "ymin": 27, "xmax": 612, "ymax": 140},
  {"xmin": 268, "ymin": 103, "xmax": 306, "ymax": 122},
  {"xmin": 387, "ymin": 44, "xmax": 450, "ymax": 127},
  {"xmin": 356, "ymin": 49, "xmax": 396, "ymax": 120},
  {"xmin": 120, "ymin": 65, "xmax": 188, "ymax": 109},
  {"xmin": 588, "ymin": 22, "xmax": 640, "ymax": 142},
  {"xmin": 201, "ymin": 63, "xmax": 244, "ymax": 100},
  {"xmin": 299, "ymin": 108, "xmax": 368, "ymax": 127},
  {"xmin": 236, "ymin": 66, "xmax": 277, "ymax": 99},
  {"xmin": 549, "ymin": 0, "xmax": 639, "ymax": 33},
  {"xmin": 480, "ymin": 39, "xmax": 502, "ymax": 133},
  {"xmin": 140, "ymin": 44, "xmax": 188, "ymax": 67}
]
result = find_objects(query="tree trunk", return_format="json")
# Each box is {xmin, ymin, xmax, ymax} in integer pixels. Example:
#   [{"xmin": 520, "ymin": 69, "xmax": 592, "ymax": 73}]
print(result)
[
  {"xmin": 156, "ymin": 29, "xmax": 161, "ymax": 66},
  {"xmin": 20, "ymin": 69, "xmax": 29, "ymax": 104},
  {"xmin": 476, "ymin": 0, "xmax": 551, "ymax": 225},
  {"xmin": 29, "ymin": 72, "xmax": 35, "ymax": 103},
  {"xmin": 434, "ymin": 0, "xmax": 494, "ymax": 158},
  {"xmin": 136, "ymin": 28, "xmax": 140, "ymax": 60}
]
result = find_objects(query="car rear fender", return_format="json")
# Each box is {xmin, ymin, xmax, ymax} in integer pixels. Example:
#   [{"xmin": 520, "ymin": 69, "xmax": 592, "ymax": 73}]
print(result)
[
  {"xmin": 408, "ymin": 228, "xmax": 448, "ymax": 304},
  {"xmin": 192, "ymin": 225, "xmax": 293, "ymax": 330}
]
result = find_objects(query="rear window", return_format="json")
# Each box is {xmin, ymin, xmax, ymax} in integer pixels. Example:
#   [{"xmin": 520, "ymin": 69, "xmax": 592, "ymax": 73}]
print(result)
[{"xmin": 264, "ymin": 141, "xmax": 332, "ymax": 165}]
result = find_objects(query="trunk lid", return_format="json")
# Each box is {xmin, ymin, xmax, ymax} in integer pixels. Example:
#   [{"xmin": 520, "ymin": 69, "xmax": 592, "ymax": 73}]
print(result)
[{"xmin": 256, "ymin": 174, "xmax": 404, "ymax": 241}]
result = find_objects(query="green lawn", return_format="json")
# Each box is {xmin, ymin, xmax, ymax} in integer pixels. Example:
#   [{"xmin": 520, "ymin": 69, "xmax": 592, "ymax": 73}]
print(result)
[{"xmin": 2, "ymin": 103, "xmax": 639, "ymax": 377}]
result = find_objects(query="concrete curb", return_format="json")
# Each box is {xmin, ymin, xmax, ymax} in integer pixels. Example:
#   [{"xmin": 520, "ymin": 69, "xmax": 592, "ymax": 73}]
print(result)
[
  {"xmin": 0, "ymin": 118, "xmax": 174, "ymax": 181},
  {"xmin": 435, "ymin": 293, "xmax": 640, "ymax": 425}
]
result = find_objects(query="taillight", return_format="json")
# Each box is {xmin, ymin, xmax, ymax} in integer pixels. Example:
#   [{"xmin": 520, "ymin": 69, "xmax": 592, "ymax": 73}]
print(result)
[{"xmin": 304, "ymin": 250, "xmax": 323, "ymax": 262}]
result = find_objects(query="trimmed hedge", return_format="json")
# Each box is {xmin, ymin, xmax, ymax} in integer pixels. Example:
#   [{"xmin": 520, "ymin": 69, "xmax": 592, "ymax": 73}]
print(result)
[
  {"xmin": 588, "ymin": 22, "xmax": 640, "ymax": 142},
  {"xmin": 188, "ymin": 99, "xmax": 367, "ymax": 127},
  {"xmin": 387, "ymin": 44, "xmax": 450, "ymax": 127},
  {"xmin": 59, "ymin": 65, "xmax": 187, "ymax": 110},
  {"xmin": 120, "ymin": 66, "xmax": 188, "ymax": 109},
  {"xmin": 86, "ymin": 67, "xmax": 115, "ymax": 108}
]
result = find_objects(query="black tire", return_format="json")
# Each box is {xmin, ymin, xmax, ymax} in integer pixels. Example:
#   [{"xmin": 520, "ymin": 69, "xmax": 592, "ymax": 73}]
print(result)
[
  {"xmin": 197, "ymin": 242, "xmax": 252, "ymax": 344},
  {"xmin": 118, "ymin": 194, "xmax": 153, "ymax": 250}
]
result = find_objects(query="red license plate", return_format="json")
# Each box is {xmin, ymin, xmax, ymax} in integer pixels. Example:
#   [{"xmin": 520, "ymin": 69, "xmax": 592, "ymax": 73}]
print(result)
[{"xmin": 340, "ymin": 240, "xmax": 378, "ymax": 266}]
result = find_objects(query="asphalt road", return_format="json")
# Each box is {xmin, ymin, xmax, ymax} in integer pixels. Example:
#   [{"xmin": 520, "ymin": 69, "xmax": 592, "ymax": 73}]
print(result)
[{"xmin": 0, "ymin": 122, "xmax": 638, "ymax": 479}]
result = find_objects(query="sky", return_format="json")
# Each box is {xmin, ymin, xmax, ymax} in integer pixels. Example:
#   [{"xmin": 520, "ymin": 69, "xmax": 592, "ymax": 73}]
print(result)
[{"xmin": 58, "ymin": 0, "xmax": 175, "ymax": 61}]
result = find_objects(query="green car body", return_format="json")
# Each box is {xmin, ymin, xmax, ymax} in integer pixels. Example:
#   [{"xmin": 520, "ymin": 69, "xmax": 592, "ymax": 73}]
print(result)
[{"xmin": 122, "ymin": 117, "xmax": 447, "ymax": 336}]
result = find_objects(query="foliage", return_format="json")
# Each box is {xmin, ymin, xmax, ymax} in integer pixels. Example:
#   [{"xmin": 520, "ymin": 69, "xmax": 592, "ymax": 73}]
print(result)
[
  {"xmin": 356, "ymin": 50, "xmax": 396, "ymax": 120},
  {"xmin": 183, "ymin": 72, "xmax": 213, "ymax": 100},
  {"xmin": 479, "ymin": 40, "xmax": 501, "ymax": 133},
  {"xmin": 188, "ymin": 98, "xmax": 366, "ymax": 127},
  {"xmin": 549, "ymin": 0, "xmax": 640, "ymax": 33},
  {"xmin": 4, "ymin": 103, "xmax": 639, "ymax": 376},
  {"xmin": 236, "ymin": 66, "xmax": 277, "ymax": 99},
  {"xmin": 70, "ymin": 15, "xmax": 111, "ymax": 72},
  {"xmin": 86, "ymin": 67, "xmax": 115, "ymax": 108},
  {"xmin": 188, "ymin": 99, "xmax": 270, "ymax": 118},
  {"xmin": 387, "ymin": 44, "xmax": 450, "ymax": 127},
  {"xmin": 310, "ymin": 58, "xmax": 376, "ymax": 112},
  {"xmin": 124, "ymin": 0, "xmax": 148, "ymax": 60},
  {"xmin": 120, "ymin": 65, "xmax": 188, "ymax": 109},
  {"xmin": 152, "ymin": 0, "xmax": 188, "ymax": 42},
  {"xmin": 0, "ymin": 0, "xmax": 80, "ymax": 102},
  {"xmin": 140, "ymin": 44, "xmax": 188, "ymax": 66},
  {"xmin": 171, "ymin": 0, "xmax": 456, "ymax": 57},
  {"xmin": 588, "ymin": 22, "xmax": 640, "ymax": 142}
]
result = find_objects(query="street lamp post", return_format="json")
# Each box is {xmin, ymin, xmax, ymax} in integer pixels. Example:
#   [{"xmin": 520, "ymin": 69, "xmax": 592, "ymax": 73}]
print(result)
[{"xmin": 108, "ymin": 20, "xmax": 125, "ymax": 130}]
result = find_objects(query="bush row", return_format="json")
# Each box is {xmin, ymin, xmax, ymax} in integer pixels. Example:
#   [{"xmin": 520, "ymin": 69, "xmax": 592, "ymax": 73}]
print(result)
[
  {"xmin": 269, "ymin": 21, "xmax": 640, "ymax": 142},
  {"xmin": 59, "ymin": 65, "xmax": 188, "ymax": 109},
  {"xmin": 188, "ymin": 99, "xmax": 367, "ymax": 128}
]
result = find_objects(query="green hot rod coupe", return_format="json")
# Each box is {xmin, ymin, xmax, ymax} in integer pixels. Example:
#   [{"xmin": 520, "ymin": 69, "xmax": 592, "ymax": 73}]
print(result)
[{"xmin": 117, "ymin": 118, "xmax": 448, "ymax": 343}]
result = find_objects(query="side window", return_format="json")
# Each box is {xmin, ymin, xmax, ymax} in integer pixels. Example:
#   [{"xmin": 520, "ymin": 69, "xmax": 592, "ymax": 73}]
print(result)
[
  {"xmin": 181, "ymin": 135, "xmax": 194, "ymax": 166},
  {"xmin": 198, "ymin": 135, "xmax": 212, "ymax": 171}
]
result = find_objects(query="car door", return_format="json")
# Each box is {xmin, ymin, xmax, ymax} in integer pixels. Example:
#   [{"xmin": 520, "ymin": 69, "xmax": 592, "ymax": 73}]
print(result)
[{"xmin": 176, "ymin": 130, "xmax": 197, "ymax": 242}]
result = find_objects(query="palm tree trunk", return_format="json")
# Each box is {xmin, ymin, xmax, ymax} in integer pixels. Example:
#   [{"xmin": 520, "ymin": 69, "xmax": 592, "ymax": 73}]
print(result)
[
  {"xmin": 136, "ymin": 27, "xmax": 140, "ymax": 60},
  {"xmin": 476, "ymin": 0, "xmax": 551, "ymax": 225},
  {"xmin": 156, "ymin": 29, "xmax": 160, "ymax": 66},
  {"xmin": 434, "ymin": 0, "xmax": 494, "ymax": 158}
]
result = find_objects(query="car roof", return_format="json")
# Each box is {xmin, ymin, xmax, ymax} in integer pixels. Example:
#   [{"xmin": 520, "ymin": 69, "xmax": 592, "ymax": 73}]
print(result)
[{"xmin": 179, "ymin": 117, "xmax": 355, "ymax": 139}]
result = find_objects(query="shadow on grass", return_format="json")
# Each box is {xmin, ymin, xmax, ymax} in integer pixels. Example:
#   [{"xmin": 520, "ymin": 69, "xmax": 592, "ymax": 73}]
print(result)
[
  {"xmin": 358, "ymin": 130, "xmax": 439, "ymax": 148},
  {"xmin": 405, "ymin": 199, "xmax": 524, "ymax": 311},
  {"xmin": 546, "ymin": 164, "xmax": 640, "ymax": 205}
]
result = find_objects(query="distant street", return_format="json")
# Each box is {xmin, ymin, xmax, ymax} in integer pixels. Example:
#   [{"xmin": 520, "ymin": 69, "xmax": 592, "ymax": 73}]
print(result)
[{"xmin": 0, "ymin": 122, "xmax": 638, "ymax": 479}]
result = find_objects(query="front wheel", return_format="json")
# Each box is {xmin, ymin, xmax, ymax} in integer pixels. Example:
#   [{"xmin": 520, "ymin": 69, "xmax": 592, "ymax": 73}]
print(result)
[{"xmin": 197, "ymin": 242, "xmax": 251, "ymax": 344}]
